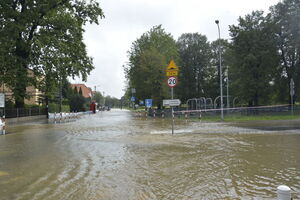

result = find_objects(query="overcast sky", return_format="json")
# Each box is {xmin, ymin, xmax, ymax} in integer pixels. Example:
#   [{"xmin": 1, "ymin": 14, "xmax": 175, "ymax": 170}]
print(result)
[{"xmin": 77, "ymin": 0, "xmax": 280, "ymax": 99}]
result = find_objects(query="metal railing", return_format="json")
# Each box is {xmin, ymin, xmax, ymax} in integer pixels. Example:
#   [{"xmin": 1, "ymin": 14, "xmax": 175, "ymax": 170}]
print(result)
[
  {"xmin": 1, "ymin": 107, "xmax": 47, "ymax": 118},
  {"xmin": 135, "ymin": 104, "xmax": 299, "ymax": 118}
]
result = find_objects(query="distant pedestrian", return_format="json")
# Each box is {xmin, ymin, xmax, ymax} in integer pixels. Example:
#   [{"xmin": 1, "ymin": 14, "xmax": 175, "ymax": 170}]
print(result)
[{"xmin": 90, "ymin": 101, "xmax": 96, "ymax": 113}]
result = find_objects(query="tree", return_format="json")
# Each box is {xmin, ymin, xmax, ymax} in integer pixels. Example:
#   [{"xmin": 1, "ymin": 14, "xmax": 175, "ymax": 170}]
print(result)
[
  {"xmin": 0, "ymin": 0, "xmax": 104, "ymax": 107},
  {"xmin": 270, "ymin": 0, "xmax": 300, "ymax": 103},
  {"xmin": 69, "ymin": 92, "xmax": 86, "ymax": 112},
  {"xmin": 79, "ymin": 87, "xmax": 83, "ymax": 96},
  {"xmin": 229, "ymin": 11, "xmax": 279, "ymax": 106},
  {"xmin": 210, "ymin": 39, "xmax": 231, "ymax": 101},
  {"xmin": 93, "ymin": 91, "xmax": 103, "ymax": 105},
  {"xmin": 124, "ymin": 25, "xmax": 178, "ymax": 105},
  {"xmin": 104, "ymin": 95, "xmax": 120, "ymax": 108},
  {"xmin": 176, "ymin": 33, "xmax": 212, "ymax": 101}
]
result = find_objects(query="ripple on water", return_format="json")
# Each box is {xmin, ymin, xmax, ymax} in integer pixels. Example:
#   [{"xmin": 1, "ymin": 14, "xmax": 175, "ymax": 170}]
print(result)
[{"xmin": 1, "ymin": 110, "xmax": 299, "ymax": 199}]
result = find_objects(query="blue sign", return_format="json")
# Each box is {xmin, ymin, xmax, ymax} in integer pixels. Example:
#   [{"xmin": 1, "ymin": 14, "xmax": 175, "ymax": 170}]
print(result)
[
  {"xmin": 145, "ymin": 99, "xmax": 153, "ymax": 108},
  {"xmin": 131, "ymin": 96, "xmax": 135, "ymax": 102},
  {"xmin": 139, "ymin": 100, "xmax": 144, "ymax": 105}
]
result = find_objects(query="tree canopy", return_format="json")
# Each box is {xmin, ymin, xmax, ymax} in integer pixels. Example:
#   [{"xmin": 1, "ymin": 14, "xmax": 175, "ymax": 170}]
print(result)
[
  {"xmin": 270, "ymin": 0, "xmax": 300, "ymax": 103},
  {"xmin": 176, "ymin": 33, "xmax": 212, "ymax": 101},
  {"xmin": 124, "ymin": 0, "xmax": 299, "ymax": 108},
  {"xmin": 0, "ymin": 0, "xmax": 104, "ymax": 107},
  {"xmin": 229, "ymin": 11, "xmax": 279, "ymax": 106},
  {"xmin": 124, "ymin": 25, "xmax": 178, "ymax": 106}
]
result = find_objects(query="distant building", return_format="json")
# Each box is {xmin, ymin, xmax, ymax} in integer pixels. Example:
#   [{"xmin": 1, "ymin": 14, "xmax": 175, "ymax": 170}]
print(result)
[
  {"xmin": 0, "ymin": 70, "xmax": 43, "ymax": 105},
  {"xmin": 71, "ymin": 84, "xmax": 92, "ymax": 98}
]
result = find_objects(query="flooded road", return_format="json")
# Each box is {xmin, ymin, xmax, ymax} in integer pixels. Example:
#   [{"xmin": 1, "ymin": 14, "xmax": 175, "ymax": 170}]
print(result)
[{"xmin": 0, "ymin": 109, "xmax": 299, "ymax": 200}]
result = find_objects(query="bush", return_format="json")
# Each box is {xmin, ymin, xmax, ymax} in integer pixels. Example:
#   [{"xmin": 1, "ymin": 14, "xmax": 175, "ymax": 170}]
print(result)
[
  {"xmin": 48, "ymin": 103, "xmax": 70, "ymax": 113},
  {"xmin": 69, "ymin": 94, "xmax": 86, "ymax": 112}
]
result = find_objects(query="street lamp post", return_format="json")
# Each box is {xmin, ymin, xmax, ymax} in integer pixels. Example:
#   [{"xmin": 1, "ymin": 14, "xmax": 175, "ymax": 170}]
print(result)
[
  {"xmin": 103, "ymin": 91, "xmax": 105, "ymax": 106},
  {"xmin": 226, "ymin": 68, "xmax": 229, "ymax": 109},
  {"xmin": 215, "ymin": 20, "xmax": 224, "ymax": 120},
  {"xmin": 94, "ymin": 85, "xmax": 101, "ymax": 100}
]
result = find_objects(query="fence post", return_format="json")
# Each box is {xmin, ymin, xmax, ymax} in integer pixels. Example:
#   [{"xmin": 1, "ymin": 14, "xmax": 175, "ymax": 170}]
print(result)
[
  {"xmin": 1, "ymin": 116, "xmax": 6, "ymax": 135},
  {"xmin": 17, "ymin": 108, "xmax": 19, "ymax": 118},
  {"xmin": 29, "ymin": 108, "xmax": 31, "ymax": 116}
]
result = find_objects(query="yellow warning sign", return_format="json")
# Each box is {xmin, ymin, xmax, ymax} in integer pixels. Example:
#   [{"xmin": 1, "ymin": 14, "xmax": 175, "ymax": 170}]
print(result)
[
  {"xmin": 166, "ymin": 70, "xmax": 178, "ymax": 77},
  {"xmin": 167, "ymin": 60, "xmax": 178, "ymax": 70}
]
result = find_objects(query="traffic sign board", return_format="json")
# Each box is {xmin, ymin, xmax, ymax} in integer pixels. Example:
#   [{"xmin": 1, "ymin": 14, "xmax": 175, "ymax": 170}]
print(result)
[
  {"xmin": 290, "ymin": 79, "xmax": 295, "ymax": 96},
  {"xmin": 166, "ymin": 60, "xmax": 179, "ymax": 77},
  {"xmin": 0, "ymin": 93, "xmax": 4, "ymax": 108},
  {"xmin": 163, "ymin": 99, "xmax": 181, "ymax": 107},
  {"xmin": 145, "ymin": 99, "xmax": 153, "ymax": 108},
  {"xmin": 166, "ymin": 70, "xmax": 178, "ymax": 77},
  {"xmin": 167, "ymin": 77, "xmax": 177, "ymax": 88},
  {"xmin": 167, "ymin": 60, "xmax": 178, "ymax": 70}
]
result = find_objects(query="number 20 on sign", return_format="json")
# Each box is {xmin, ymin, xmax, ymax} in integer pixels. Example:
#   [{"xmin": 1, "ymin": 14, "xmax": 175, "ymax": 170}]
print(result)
[{"xmin": 167, "ymin": 77, "xmax": 177, "ymax": 88}]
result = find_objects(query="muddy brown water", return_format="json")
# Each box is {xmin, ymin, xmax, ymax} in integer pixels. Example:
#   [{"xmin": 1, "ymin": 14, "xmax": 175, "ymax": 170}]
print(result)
[{"xmin": 0, "ymin": 109, "xmax": 299, "ymax": 200}]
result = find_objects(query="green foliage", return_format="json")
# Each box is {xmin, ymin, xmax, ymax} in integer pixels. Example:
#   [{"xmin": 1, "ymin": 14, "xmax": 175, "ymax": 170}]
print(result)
[
  {"xmin": 74, "ymin": 86, "xmax": 78, "ymax": 94},
  {"xmin": 94, "ymin": 91, "xmax": 103, "ymax": 105},
  {"xmin": 62, "ymin": 82, "xmax": 88, "ymax": 112},
  {"xmin": 105, "ymin": 96, "xmax": 120, "ymax": 108},
  {"xmin": 4, "ymin": 100, "xmax": 14, "ymax": 109},
  {"xmin": 123, "ymin": 1, "xmax": 299, "ymax": 108},
  {"xmin": 0, "ymin": 0, "xmax": 104, "ymax": 107},
  {"xmin": 210, "ymin": 39, "xmax": 231, "ymax": 100},
  {"xmin": 194, "ymin": 113, "xmax": 300, "ymax": 122},
  {"xmin": 124, "ymin": 25, "xmax": 179, "ymax": 105},
  {"xmin": 176, "ymin": 33, "xmax": 213, "ymax": 101},
  {"xmin": 69, "ymin": 94, "xmax": 86, "ymax": 112},
  {"xmin": 48, "ymin": 103, "xmax": 70, "ymax": 113},
  {"xmin": 270, "ymin": 0, "xmax": 300, "ymax": 103},
  {"xmin": 229, "ymin": 11, "xmax": 279, "ymax": 106}
]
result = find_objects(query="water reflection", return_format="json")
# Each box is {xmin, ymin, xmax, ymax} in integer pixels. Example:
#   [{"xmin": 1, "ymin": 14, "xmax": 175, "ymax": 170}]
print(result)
[{"xmin": 0, "ymin": 110, "xmax": 299, "ymax": 199}]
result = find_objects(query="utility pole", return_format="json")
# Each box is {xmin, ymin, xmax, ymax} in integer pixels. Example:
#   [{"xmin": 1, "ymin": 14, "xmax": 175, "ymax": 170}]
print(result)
[
  {"xmin": 290, "ymin": 78, "xmax": 295, "ymax": 115},
  {"xmin": 215, "ymin": 20, "xmax": 224, "ymax": 120},
  {"xmin": 94, "ymin": 86, "xmax": 96, "ymax": 101},
  {"xmin": 59, "ymin": 78, "xmax": 62, "ymax": 113},
  {"xmin": 103, "ymin": 91, "xmax": 105, "ymax": 106},
  {"xmin": 226, "ymin": 68, "xmax": 229, "ymax": 109}
]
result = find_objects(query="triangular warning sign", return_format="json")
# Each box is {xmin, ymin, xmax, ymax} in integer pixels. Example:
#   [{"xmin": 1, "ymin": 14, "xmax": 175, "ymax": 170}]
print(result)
[{"xmin": 167, "ymin": 60, "xmax": 178, "ymax": 70}]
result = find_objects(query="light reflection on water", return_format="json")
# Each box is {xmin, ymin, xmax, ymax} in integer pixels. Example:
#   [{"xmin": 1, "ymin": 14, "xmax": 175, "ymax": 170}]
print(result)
[{"xmin": 0, "ymin": 109, "xmax": 299, "ymax": 200}]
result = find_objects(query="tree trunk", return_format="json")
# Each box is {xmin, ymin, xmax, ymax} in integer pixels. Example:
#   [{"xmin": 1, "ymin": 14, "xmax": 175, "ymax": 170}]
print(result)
[
  {"xmin": 13, "ymin": 67, "xmax": 27, "ymax": 108},
  {"xmin": 14, "ymin": 36, "xmax": 30, "ymax": 108},
  {"xmin": 45, "ymin": 96, "xmax": 49, "ymax": 119}
]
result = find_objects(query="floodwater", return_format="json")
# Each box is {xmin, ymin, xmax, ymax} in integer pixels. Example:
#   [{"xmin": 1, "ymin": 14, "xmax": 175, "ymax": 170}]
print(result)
[{"xmin": 0, "ymin": 110, "xmax": 299, "ymax": 200}]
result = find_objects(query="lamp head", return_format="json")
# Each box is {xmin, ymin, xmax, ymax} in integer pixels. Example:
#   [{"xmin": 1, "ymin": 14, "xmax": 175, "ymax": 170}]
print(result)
[{"xmin": 215, "ymin": 20, "xmax": 219, "ymax": 24}]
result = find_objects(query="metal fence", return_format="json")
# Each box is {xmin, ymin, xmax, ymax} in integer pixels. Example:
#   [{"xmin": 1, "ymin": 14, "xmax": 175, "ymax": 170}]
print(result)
[
  {"xmin": 143, "ymin": 104, "xmax": 299, "ymax": 118},
  {"xmin": 0, "ymin": 107, "xmax": 47, "ymax": 118},
  {"xmin": 178, "ymin": 104, "xmax": 299, "ymax": 118}
]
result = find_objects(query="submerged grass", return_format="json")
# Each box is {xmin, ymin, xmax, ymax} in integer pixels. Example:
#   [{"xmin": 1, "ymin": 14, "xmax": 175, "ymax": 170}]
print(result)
[{"xmin": 178, "ymin": 113, "xmax": 300, "ymax": 122}]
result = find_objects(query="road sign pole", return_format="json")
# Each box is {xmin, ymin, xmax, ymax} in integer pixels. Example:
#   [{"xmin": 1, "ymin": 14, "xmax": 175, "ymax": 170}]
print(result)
[
  {"xmin": 171, "ymin": 87, "xmax": 174, "ymax": 135},
  {"xmin": 290, "ymin": 79, "xmax": 294, "ymax": 116},
  {"xmin": 166, "ymin": 60, "xmax": 178, "ymax": 135}
]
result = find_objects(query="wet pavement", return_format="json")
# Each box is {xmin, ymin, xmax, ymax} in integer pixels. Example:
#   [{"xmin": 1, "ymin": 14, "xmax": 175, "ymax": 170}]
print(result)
[{"xmin": 0, "ymin": 109, "xmax": 299, "ymax": 200}]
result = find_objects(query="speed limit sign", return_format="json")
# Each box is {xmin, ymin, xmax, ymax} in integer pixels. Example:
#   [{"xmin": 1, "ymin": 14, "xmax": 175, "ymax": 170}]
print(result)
[{"xmin": 167, "ymin": 76, "xmax": 177, "ymax": 88}]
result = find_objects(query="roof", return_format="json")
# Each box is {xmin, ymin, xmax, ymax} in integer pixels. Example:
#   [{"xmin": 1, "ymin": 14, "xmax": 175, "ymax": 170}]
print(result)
[{"xmin": 71, "ymin": 84, "xmax": 92, "ymax": 98}]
